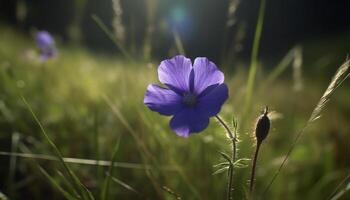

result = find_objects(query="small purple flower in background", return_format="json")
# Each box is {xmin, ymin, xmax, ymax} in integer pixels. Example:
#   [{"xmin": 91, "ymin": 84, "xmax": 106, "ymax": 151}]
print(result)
[
  {"xmin": 144, "ymin": 55, "xmax": 229, "ymax": 137},
  {"xmin": 35, "ymin": 31, "xmax": 57, "ymax": 61}
]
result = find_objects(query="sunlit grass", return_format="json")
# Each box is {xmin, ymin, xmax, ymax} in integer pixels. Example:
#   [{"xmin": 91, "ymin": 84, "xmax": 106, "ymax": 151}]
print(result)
[{"xmin": 0, "ymin": 25, "xmax": 350, "ymax": 199}]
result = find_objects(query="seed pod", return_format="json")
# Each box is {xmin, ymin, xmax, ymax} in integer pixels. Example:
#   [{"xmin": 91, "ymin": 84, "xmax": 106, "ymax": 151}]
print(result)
[{"xmin": 255, "ymin": 106, "xmax": 270, "ymax": 143}]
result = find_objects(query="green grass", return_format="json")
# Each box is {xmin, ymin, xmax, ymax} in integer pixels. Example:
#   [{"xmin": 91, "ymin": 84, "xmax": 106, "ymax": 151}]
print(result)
[{"xmin": 0, "ymin": 25, "xmax": 350, "ymax": 200}]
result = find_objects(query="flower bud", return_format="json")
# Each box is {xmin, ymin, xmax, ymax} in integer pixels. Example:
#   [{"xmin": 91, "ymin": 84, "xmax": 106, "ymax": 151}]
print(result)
[{"xmin": 255, "ymin": 106, "xmax": 270, "ymax": 143}]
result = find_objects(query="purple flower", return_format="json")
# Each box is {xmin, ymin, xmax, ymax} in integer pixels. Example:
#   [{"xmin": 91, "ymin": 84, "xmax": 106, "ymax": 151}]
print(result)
[
  {"xmin": 144, "ymin": 55, "xmax": 229, "ymax": 137},
  {"xmin": 35, "ymin": 31, "xmax": 57, "ymax": 61}
]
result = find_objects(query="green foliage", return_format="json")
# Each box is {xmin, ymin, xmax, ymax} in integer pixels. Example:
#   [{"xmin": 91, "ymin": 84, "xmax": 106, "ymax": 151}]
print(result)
[
  {"xmin": 0, "ymin": 25, "xmax": 350, "ymax": 200},
  {"xmin": 101, "ymin": 136, "xmax": 121, "ymax": 200}
]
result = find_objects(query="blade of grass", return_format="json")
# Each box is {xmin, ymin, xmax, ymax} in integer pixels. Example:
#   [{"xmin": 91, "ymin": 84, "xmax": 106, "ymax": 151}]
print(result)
[
  {"xmin": 21, "ymin": 96, "xmax": 94, "ymax": 200},
  {"xmin": 103, "ymin": 94, "xmax": 165, "ymax": 197},
  {"xmin": 330, "ymin": 182, "xmax": 350, "ymax": 200},
  {"xmin": 168, "ymin": 158, "xmax": 201, "ymax": 199},
  {"xmin": 327, "ymin": 173, "xmax": 350, "ymax": 200},
  {"xmin": 263, "ymin": 59, "xmax": 350, "ymax": 195},
  {"xmin": 17, "ymin": 140, "xmax": 82, "ymax": 199},
  {"xmin": 57, "ymin": 171, "xmax": 82, "ymax": 199},
  {"xmin": 8, "ymin": 132, "xmax": 20, "ymax": 199},
  {"xmin": 292, "ymin": 46, "xmax": 303, "ymax": 91},
  {"xmin": 0, "ymin": 151, "xmax": 175, "ymax": 170},
  {"xmin": 0, "ymin": 191, "xmax": 8, "ymax": 200},
  {"xmin": 173, "ymin": 28, "xmax": 186, "ymax": 55},
  {"xmin": 244, "ymin": 0, "xmax": 266, "ymax": 114},
  {"xmin": 108, "ymin": 173, "xmax": 140, "ymax": 195},
  {"xmin": 102, "ymin": 95, "xmax": 154, "ymax": 161},
  {"xmin": 38, "ymin": 167, "xmax": 78, "ymax": 200},
  {"xmin": 91, "ymin": 14, "xmax": 132, "ymax": 60},
  {"xmin": 162, "ymin": 186, "xmax": 182, "ymax": 200},
  {"xmin": 101, "ymin": 136, "xmax": 121, "ymax": 200},
  {"xmin": 92, "ymin": 108, "xmax": 103, "ymax": 191},
  {"xmin": 260, "ymin": 46, "xmax": 301, "ymax": 89}
]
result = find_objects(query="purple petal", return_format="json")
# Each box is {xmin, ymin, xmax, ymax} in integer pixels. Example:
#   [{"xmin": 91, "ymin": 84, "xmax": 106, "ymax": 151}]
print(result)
[
  {"xmin": 144, "ymin": 84, "xmax": 183, "ymax": 116},
  {"xmin": 193, "ymin": 57, "xmax": 224, "ymax": 95},
  {"xmin": 36, "ymin": 31, "xmax": 55, "ymax": 49},
  {"xmin": 170, "ymin": 109, "xmax": 210, "ymax": 137},
  {"xmin": 197, "ymin": 84, "xmax": 229, "ymax": 117},
  {"xmin": 158, "ymin": 55, "xmax": 192, "ymax": 93}
]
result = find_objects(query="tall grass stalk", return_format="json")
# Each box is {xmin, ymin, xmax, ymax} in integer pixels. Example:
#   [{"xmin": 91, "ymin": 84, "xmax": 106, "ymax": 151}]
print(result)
[
  {"xmin": 244, "ymin": 0, "xmax": 266, "ymax": 115},
  {"xmin": 18, "ymin": 141, "xmax": 82, "ymax": 199},
  {"xmin": 173, "ymin": 29, "xmax": 186, "ymax": 56},
  {"xmin": 0, "ymin": 151, "xmax": 175, "ymax": 170},
  {"xmin": 103, "ymin": 95, "xmax": 165, "ymax": 198},
  {"xmin": 21, "ymin": 96, "xmax": 95, "ymax": 200},
  {"xmin": 109, "ymin": 175, "xmax": 141, "ymax": 195},
  {"xmin": 93, "ymin": 108, "xmax": 103, "ymax": 191},
  {"xmin": 327, "ymin": 174, "xmax": 350, "ymax": 200},
  {"xmin": 0, "ymin": 191, "xmax": 8, "ymax": 200},
  {"xmin": 263, "ymin": 59, "xmax": 350, "ymax": 195},
  {"xmin": 101, "ymin": 136, "xmax": 121, "ymax": 200},
  {"xmin": 91, "ymin": 14, "xmax": 132, "ymax": 60},
  {"xmin": 260, "ymin": 46, "xmax": 302, "ymax": 89},
  {"xmin": 38, "ymin": 167, "xmax": 77, "ymax": 200},
  {"xmin": 162, "ymin": 186, "xmax": 182, "ymax": 200},
  {"xmin": 220, "ymin": 0, "xmax": 240, "ymax": 64},
  {"xmin": 8, "ymin": 132, "xmax": 19, "ymax": 199}
]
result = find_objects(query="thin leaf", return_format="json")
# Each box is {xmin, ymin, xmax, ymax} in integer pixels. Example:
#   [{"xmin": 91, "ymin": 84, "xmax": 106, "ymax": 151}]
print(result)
[
  {"xmin": 8, "ymin": 132, "xmax": 20, "ymax": 199},
  {"xmin": 162, "ymin": 186, "xmax": 182, "ymax": 200},
  {"xmin": 212, "ymin": 166, "xmax": 230, "ymax": 175},
  {"xmin": 328, "ymin": 174, "xmax": 350, "ymax": 200},
  {"xmin": 109, "ymin": 174, "xmax": 140, "ymax": 195},
  {"xmin": 213, "ymin": 162, "xmax": 230, "ymax": 168},
  {"xmin": 0, "ymin": 191, "xmax": 8, "ymax": 200},
  {"xmin": 0, "ymin": 151, "xmax": 175, "ymax": 170},
  {"xmin": 101, "ymin": 136, "xmax": 121, "ymax": 200},
  {"xmin": 21, "ymin": 96, "xmax": 94, "ymax": 200},
  {"xmin": 57, "ymin": 171, "xmax": 81, "ymax": 199},
  {"xmin": 262, "ymin": 46, "xmax": 302, "ymax": 88},
  {"xmin": 91, "ymin": 14, "xmax": 132, "ymax": 60},
  {"xmin": 244, "ymin": 0, "xmax": 266, "ymax": 114},
  {"xmin": 173, "ymin": 28, "xmax": 186, "ymax": 55},
  {"xmin": 233, "ymin": 158, "xmax": 251, "ymax": 168},
  {"xmin": 219, "ymin": 151, "xmax": 233, "ymax": 166},
  {"xmin": 38, "ymin": 167, "xmax": 78, "ymax": 200}
]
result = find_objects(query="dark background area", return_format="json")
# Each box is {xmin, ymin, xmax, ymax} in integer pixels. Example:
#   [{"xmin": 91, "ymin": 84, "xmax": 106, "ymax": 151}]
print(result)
[{"xmin": 1, "ymin": 0, "xmax": 350, "ymax": 62}]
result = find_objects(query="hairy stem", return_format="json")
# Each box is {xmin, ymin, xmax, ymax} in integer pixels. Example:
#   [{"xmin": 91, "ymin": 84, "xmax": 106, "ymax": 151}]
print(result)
[
  {"xmin": 215, "ymin": 115, "xmax": 237, "ymax": 200},
  {"xmin": 250, "ymin": 141, "xmax": 261, "ymax": 194},
  {"xmin": 227, "ymin": 165, "xmax": 233, "ymax": 200},
  {"xmin": 215, "ymin": 115, "xmax": 235, "ymax": 140}
]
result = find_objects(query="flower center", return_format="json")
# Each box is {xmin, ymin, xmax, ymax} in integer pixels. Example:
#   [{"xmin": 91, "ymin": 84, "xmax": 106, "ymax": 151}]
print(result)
[{"xmin": 182, "ymin": 93, "xmax": 197, "ymax": 107}]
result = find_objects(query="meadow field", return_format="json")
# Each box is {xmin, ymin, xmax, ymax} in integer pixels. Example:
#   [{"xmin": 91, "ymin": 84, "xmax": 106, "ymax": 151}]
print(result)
[{"xmin": 0, "ymin": 3, "xmax": 350, "ymax": 199}]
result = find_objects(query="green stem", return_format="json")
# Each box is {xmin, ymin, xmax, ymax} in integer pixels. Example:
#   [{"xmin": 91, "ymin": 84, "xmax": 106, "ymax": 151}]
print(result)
[
  {"xmin": 215, "ymin": 115, "xmax": 237, "ymax": 200},
  {"xmin": 250, "ymin": 141, "xmax": 262, "ymax": 194},
  {"xmin": 227, "ymin": 165, "xmax": 233, "ymax": 200}
]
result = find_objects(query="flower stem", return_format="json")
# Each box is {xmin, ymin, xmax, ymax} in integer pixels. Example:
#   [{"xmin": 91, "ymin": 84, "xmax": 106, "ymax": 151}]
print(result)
[
  {"xmin": 249, "ymin": 141, "xmax": 262, "ymax": 194},
  {"xmin": 215, "ymin": 115, "xmax": 235, "ymax": 141},
  {"xmin": 227, "ymin": 165, "xmax": 233, "ymax": 200},
  {"xmin": 215, "ymin": 115, "xmax": 237, "ymax": 200}
]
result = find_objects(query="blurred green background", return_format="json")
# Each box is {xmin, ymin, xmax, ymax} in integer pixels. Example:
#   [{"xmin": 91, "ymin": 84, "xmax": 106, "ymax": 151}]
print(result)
[{"xmin": 0, "ymin": 0, "xmax": 350, "ymax": 199}]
